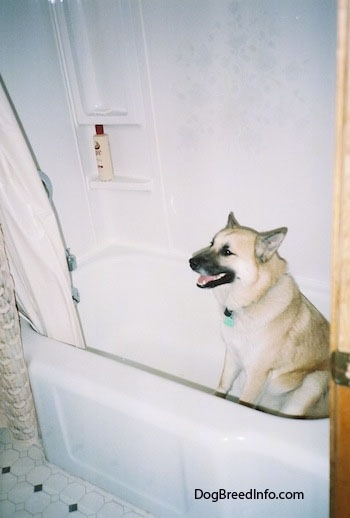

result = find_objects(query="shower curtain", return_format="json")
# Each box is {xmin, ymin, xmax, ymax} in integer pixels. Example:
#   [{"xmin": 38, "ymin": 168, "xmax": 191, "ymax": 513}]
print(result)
[
  {"xmin": 0, "ymin": 77, "xmax": 85, "ymax": 437},
  {"xmin": 0, "ymin": 77, "xmax": 84, "ymax": 347},
  {"xmin": 0, "ymin": 225, "xmax": 38, "ymax": 442}
]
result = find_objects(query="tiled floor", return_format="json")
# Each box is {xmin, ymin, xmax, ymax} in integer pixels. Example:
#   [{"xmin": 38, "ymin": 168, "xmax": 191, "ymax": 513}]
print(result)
[{"xmin": 0, "ymin": 429, "xmax": 155, "ymax": 518}]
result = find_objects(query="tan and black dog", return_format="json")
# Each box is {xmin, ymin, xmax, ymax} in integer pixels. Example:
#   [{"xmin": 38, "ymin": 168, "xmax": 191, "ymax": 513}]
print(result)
[{"xmin": 189, "ymin": 212, "xmax": 329, "ymax": 418}]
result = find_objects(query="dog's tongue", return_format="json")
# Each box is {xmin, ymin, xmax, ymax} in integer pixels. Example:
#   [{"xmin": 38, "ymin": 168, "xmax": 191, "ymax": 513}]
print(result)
[{"xmin": 197, "ymin": 274, "xmax": 219, "ymax": 286}]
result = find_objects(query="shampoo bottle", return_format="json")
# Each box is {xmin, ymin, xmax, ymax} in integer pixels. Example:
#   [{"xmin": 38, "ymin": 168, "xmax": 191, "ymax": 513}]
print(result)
[{"xmin": 93, "ymin": 125, "xmax": 114, "ymax": 181}]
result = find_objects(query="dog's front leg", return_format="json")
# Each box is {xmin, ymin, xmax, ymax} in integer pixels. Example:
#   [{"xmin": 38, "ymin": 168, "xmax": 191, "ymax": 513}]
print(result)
[
  {"xmin": 239, "ymin": 368, "xmax": 271, "ymax": 406},
  {"xmin": 214, "ymin": 349, "xmax": 241, "ymax": 398}
]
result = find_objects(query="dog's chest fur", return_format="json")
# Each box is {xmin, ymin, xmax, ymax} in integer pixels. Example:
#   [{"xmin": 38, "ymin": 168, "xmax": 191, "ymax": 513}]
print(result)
[
  {"xmin": 217, "ymin": 273, "xmax": 298, "ymax": 355},
  {"xmin": 217, "ymin": 273, "xmax": 304, "ymax": 390},
  {"xmin": 220, "ymin": 309, "xmax": 278, "ymax": 384}
]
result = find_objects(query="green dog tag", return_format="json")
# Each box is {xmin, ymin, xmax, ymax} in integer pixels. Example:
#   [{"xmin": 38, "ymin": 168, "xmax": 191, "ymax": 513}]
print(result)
[{"xmin": 224, "ymin": 308, "xmax": 234, "ymax": 327}]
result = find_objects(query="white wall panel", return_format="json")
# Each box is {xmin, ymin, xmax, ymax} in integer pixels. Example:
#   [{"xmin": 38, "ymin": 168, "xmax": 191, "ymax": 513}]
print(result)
[
  {"xmin": 51, "ymin": 0, "xmax": 144, "ymax": 124},
  {"xmin": 140, "ymin": 0, "xmax": 336, "ymax": 282},
  {"xmin": 0, "ymin": 0, "xmax": 337, "ymax": 288}
]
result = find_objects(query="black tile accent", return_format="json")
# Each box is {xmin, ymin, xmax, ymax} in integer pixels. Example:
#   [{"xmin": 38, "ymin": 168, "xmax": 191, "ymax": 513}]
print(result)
[
  {"xmin": 69, "ymin": 503, "xmax": 78, "ymax": 512},
  {"xmin": 1, "ymin": 467, "xmax": 10, "ymax": 474},
  {"xmin": 34, "ymin": 484, "xmax": 43, "ymax": 492}
]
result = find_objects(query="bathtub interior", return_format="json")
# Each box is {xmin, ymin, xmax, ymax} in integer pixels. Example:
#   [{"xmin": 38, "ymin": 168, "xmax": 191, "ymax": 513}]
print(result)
[
  {"xmin": 72, "ymin": 244, "xmax": 330, "ymax": 396},
  {"xmin": 73, "ymin": 246, "xmax": 225, "ymax": 390}
]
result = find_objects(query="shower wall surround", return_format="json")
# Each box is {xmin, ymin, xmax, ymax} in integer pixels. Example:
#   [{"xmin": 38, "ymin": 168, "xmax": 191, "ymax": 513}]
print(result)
[{"xmin": 0, "ymin": 0, "xmax": 336, "ymax": 289}]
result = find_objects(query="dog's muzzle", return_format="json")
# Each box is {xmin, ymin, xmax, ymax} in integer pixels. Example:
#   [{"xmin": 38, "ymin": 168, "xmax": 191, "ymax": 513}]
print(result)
[{"xmin": 189, "ymin": 257, "xmax": 235, "ymax": 289}]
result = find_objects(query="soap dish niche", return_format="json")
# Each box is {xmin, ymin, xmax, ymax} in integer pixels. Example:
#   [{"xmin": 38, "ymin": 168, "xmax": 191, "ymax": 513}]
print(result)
[{"xmin": 89, "ymin": 175, "xmax": 153, "ymax": 192}]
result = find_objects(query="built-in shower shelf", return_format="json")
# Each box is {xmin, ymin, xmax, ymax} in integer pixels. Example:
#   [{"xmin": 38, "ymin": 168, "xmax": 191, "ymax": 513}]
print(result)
[{"xmin": 89, "ymin": 175, "xmax": 153, "ymax": 192}]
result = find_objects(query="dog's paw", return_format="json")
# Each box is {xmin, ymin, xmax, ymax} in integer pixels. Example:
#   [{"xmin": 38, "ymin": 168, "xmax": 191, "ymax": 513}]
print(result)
[{"xmin": 213, "ymin": 391, "xmax": 227, "ymax": 399}]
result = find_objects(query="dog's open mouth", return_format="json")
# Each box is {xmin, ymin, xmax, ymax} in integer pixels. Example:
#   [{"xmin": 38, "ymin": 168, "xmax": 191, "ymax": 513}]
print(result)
[{"xmin": 197, "ymin": 272, "xmax": 234, "ymax": 289}]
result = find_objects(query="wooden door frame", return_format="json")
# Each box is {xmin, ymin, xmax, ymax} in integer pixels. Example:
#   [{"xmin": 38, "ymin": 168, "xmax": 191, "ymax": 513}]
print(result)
[{"xmin": 330, "ymin": 1, "xmax": 350, "ymax": 516}]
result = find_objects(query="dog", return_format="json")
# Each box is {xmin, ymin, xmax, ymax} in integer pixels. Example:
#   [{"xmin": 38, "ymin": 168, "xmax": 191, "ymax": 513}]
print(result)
[{"xmin": 189, "ymin": 212, "xmax": 329, "ymax": 418}]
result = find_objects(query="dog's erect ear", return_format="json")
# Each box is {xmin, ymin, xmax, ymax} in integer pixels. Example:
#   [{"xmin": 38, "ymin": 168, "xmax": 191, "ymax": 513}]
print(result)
[
  {"xmin": 255, "ymin": 227, "xmax": 287, "ymax": 263},
  {"xmin": 226, "ymin": 212, "xmax": 240, "ymax": 228}
]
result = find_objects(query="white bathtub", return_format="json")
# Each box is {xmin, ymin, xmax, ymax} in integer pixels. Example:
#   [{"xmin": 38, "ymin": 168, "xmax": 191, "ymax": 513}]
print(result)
[{"xmin": 22, "ymin": 245, "xmax": 330, "ymax": 518}]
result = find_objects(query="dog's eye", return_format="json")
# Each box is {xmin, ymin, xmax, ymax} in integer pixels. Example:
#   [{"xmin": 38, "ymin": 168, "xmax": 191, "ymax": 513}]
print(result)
[
  {"xmin": 209, "ymin": 240, "xmax": 214, "ymax": 247},
  {"xmin": 221, "ymin": 245, "xmax": 235, "ymax": 256}
]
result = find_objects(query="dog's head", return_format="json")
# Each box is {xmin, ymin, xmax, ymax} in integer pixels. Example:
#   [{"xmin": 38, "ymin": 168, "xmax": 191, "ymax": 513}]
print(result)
[{"xmin": 189, "ymin": 212, "xmax": 287, "ymax": 290}]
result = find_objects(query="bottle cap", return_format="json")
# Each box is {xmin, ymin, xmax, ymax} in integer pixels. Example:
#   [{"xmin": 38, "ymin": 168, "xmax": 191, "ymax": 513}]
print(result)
[{"xmin": 95, "ymin": 125, "xmax": 104, "ymax": 135}]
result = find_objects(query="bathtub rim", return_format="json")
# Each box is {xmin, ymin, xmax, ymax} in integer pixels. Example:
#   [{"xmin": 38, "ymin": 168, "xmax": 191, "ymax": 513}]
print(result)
[
  {"xmin": 73, "ymin": 241, "xmax": 331, "ymax": 317},
  {"xmin": 74, "ymin": 242, "xmax": 330, "ymax": 295}
]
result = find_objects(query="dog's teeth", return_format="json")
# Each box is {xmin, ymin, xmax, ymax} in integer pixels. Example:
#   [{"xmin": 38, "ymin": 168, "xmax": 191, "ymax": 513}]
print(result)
[{"xmin": 197, "ymin": 273, "xmax": 226, "ymax": 286}]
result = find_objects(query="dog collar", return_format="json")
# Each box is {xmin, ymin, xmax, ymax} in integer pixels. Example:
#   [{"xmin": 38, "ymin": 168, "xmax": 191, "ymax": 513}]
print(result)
[{"xmin": 224, "ymin": 307, "xmax": 234, "ymax": 327}]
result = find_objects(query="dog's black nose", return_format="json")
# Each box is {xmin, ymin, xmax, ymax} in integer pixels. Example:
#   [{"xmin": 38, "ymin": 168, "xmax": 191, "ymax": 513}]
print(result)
[{"xmin": 189, "ymin": 257, "xmax": 198, "ymax": 270}]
